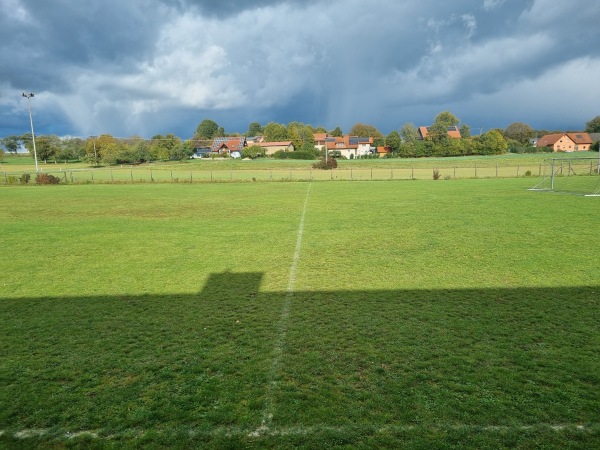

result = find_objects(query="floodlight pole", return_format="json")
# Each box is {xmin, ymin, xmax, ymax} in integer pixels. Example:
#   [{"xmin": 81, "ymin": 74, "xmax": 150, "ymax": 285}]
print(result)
[{"xmin": 22, "ymin": 92, "xmax": 39, "ymax": 172}]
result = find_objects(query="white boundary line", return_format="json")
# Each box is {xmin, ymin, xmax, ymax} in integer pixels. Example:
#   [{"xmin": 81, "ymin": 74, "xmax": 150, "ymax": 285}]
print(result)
[
  {"xmin": 251, "ymin": 183, "xmax": 312, "ymax": 437},
  {"xmin": 2, "ymin": 423, "xmax": 597, "ymax": 441}
]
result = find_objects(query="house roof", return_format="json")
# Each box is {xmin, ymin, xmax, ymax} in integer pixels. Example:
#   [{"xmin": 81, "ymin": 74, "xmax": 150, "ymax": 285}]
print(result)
[
  {"xmin": 536, "ymin": 133, "xmax": 591, "ymax": 147},
  {"xmin": 211, "ymin": 136, "xmax": 246, "ymax": 152},
  {"xmin": 325, "ymin": 135, "xmax": 373, "ymax": 150},
  {"xmin": 568, "ymin": 132, "xmax": 592, "ymax": 145},
  {"xmin": 314, "ymin": 133, "xmax": 327, "ymax": 143},
  {"xmin": 536, "ymin": 134, "xmax": 564, "ymax": 147},
  {"xmin": 419, "ymin": 126, "xmax": 461, "ymax": 139}
]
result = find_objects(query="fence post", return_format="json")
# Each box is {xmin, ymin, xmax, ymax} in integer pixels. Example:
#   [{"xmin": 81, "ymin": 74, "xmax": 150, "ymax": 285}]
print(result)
[
  {"xmin": 517, "ymin": 165, "xmax": 520, "ymax": 177},
  {"xmin": 70, "ymin": 171, "xmax": 73, "ymax": 183},
  {"xmin": 371, "ymin": 168, "xmax": 373, "ymax": 180},
  {"xmin": 351, "ymin": 168, "xmax": 353, "ymax": 180},
  {"xmin": 412, "ymin": 167, "xmax": 414, "ymax": 179},
  {"xmin": 190, "ymin": 171, "xmax": 193, "ymax": 183},
  {"xmin": 150, "ymin": 169, "xmax": 153, "ymax": 182},
  {"xmin": 91, "ymin": 171, "xmax": 94, "ymax": 183},
  {"xmin": 111, "ymin": 170, "xmax": 113, "ymax": 182},
  {"xmin": 130, "ymin": 169, "xmax": 133, "ymax": 182}
]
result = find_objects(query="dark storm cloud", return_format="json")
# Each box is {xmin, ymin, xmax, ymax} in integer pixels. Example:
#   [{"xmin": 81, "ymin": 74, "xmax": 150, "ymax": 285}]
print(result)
[{"xmin": 1, "ymin": 0, "xmax": 599, "ymax": 138}]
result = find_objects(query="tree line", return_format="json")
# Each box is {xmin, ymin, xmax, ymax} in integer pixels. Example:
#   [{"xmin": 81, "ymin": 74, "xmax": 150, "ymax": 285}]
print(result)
[{"xmin": 2, "ymin": 114, "xmax": 599, "ymax": 165}]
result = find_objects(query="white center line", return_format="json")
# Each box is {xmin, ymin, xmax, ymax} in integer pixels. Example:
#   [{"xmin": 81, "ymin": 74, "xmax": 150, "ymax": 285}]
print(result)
[{"xmin": 252, "ymin": 183, "xmax": 312, "ymax": 436}]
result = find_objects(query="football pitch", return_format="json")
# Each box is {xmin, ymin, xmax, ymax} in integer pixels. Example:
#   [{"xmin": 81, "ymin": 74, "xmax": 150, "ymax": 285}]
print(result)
[{"xmin": 1, "ymin": 179, "xmax": 599, "ymax": 448}]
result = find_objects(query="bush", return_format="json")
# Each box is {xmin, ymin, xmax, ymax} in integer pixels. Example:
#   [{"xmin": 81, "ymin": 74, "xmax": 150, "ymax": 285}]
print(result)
[
  {"xmin": 312, "ymin": 157, "xmax": 338, "ymax": 170},
  {"xmin": 432, "ymin": 169, "xmax": 441, "ymax": 180},
  {"xmin": 36, "ymin": 173, "xmax": 61, "ymax": 185},
  {"xmin": 20, "ymin": 173, "xmax": 31, "ymax": 184}
]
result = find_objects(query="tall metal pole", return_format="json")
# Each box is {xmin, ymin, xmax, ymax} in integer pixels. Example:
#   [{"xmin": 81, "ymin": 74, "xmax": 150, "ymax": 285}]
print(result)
[{"xmin": 22, "ymin": 93, "xmax": 39, "ymax": 172}]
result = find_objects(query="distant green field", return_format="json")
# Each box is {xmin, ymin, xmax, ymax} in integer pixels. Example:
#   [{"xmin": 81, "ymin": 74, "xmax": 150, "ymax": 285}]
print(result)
[{"xmin": 1, "ymin": 180, "xmax": 599, "ymax": 448}]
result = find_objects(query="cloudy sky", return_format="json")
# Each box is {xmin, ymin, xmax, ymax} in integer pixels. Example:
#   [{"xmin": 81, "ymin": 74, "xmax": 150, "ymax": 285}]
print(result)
[{"xmin": 1, "ymin": 0, "xmax": 599, "ymax": 139}]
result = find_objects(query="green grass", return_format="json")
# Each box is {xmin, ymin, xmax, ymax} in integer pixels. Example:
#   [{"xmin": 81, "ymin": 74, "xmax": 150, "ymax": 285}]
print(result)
[{"xmin": 1, "ymin": 180, "xmax": 599, "ymax": 448}]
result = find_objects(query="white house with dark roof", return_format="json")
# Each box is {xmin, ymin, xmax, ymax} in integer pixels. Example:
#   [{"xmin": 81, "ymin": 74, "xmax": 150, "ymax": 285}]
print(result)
[{"xmin": 210, "ymin": 137, "xmax": 247, "ymax": 158}]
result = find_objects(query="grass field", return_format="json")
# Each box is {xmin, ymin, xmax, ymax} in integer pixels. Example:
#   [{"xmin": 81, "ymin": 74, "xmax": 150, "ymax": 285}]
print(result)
[{"xmin": 1, "ymin": 179, "xmax": 599, "ymax": 448}]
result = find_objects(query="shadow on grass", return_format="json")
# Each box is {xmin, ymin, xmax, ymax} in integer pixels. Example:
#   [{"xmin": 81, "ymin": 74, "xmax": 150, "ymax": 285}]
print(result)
[{"xmin": 1, "ymin": 272, "xmax": 599, "ymax": 447}]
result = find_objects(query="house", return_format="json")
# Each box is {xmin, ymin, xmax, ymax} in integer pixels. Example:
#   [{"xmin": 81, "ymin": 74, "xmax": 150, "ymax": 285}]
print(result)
[
  {"xmin": 536, "ymin": 133, "xmax": 592, "ymax": 152},
  {"xmin": 255, "ymin": 141, "xmax": 295, "ymax": 156},
  {"xmin": 210, "ymin": 137, "xmax": 247, "ymax": 158},
  {"xmin": 418, "ymin": 126, "xmax": 462, "ymax": 140},
  {"xmin": 376, "ymin": 146, "xmax": 392, "ymax": 158},
  {"xmin": 246, "ymin": 136, "xmax": 265, "ymax": 146},
  {"xmin": 314, "ymin": 133, "xmax": 327, "ymax": 151},
  {"xmin": 191, "ymin": 146, "xmax": 211, "ymax": 158},
  {"xmin": 325, "ymin": 135, "xmax": 374, "ymax": 159}
]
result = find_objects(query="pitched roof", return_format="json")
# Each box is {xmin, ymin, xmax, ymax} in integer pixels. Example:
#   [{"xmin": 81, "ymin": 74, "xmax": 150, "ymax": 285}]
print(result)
[
  {"xmin": 211, "ymin": 136, "xmax": 246, "ymax": 152},
  {"xmin": 313, "ymin": 133, "xmax": 327, "ymax": 143},
  {"xmin": 419, "ymin": 126, "xmax": 461, "ymax": 139},
  {"xmin": 567, "ymin": 132, "xmax": 592, "ymax": 144},
  {"xmin": 536, "ymin": 133, "xmax": 564, "ymax": 147},
  {"xmin": 325, "ymin": 135, "xmax": 373, "ymax": 150},
  {"xmin": 536, "ymin": 132, "xmax": 592, "ymax": 148}
]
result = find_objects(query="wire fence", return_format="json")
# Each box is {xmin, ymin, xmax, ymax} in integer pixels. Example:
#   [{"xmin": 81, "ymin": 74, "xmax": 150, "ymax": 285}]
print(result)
[{"xmin": 0, "ymin": 163, "xmax": 558, "ymax": 185}]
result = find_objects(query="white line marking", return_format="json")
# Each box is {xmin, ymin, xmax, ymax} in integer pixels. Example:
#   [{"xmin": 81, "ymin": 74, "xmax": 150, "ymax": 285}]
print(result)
[
  {"xmin": 3, "ymin": 423, "xmax": 597, "ymax": 441},
  {"xmin": 253, "ymin": 183, "xmax": 312, "ymax": 437}
]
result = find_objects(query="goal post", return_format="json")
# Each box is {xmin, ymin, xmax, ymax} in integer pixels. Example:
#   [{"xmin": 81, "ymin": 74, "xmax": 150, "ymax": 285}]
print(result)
[{"xmin": 529, "ymin": 157, "xmax": 600, "ymax": 196}]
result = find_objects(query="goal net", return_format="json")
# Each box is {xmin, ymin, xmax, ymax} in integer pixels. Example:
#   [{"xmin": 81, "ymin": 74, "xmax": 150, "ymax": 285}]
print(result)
[{"xmin": 530, "ymin": 157, "xmax": 600, "ymax": 196}]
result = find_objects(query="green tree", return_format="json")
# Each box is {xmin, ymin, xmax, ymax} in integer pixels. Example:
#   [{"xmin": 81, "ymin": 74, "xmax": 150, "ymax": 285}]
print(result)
[
  {"xmin": 35, "ymin": 135, "xmax": 61, "ymax": 161},
  {"xmin": 263, "ymin": 122, "xmax": 288, "ymax": 142},
  {"xmin": 242, "ymin": 145, "xmax": 265, "ymax": 159},
  {"xmin": 429, "ymin": 111, "xmax": 460, "ymax": 143},
  {"xmin": 57, "ymin": 137, "xmax": 85, "ymax": 162},
  {"xmin": 246, "ymin": 122, "xmax": 263, "ymax": 137},
  {"xmin": 459, "ymin": 124, "xmax": 471, "ymax": 138},
  {"xmin": 504, "ymin": 122, "xmax": 535, "ymax": 145},
  {"xmin": 330, "ymin": 126, "xmax": 343, "ymax": 137},
  {"xmin": 585, "ymin": 116, "xmax": 600, "ymax": 133},
  {"xmin": 169, "ymin": 140, "xmax": 193, "ymax": 160},
  {"xmin": 195, "ymin": 119, "xmax": 222, "ymax": 139},
  {"xmin": 1, "ymin": 135, "xmax": 21, "ymax": 155},
  {"xmin": 349, "ymin": 123, "xmax": 383, "ymax": 139},
  {"xmin": 400, "ymin": 123, "xmax": 419, "ymax": 143},
  {"xmin": 386, "ymin": 130, "xmax": 401, "ymax": 153},
  {"xmin": 85, "ymin": 135, "xmax": 118, "ymax": 165},
  {"xmin": 476, "ymin": 130, "xmax": 508, "ymax": 155}
]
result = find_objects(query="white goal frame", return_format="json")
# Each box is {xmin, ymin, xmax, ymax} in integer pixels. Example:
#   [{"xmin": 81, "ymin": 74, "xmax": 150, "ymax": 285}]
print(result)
[{"xmin": 529, "ymin": 157, "xmax": 600, "ymax": 196}]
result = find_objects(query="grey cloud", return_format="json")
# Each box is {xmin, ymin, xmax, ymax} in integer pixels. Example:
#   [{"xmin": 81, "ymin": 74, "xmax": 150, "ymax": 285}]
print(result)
[{"xmin": 1, "ymin": 0, "xmax": 599, "ymax": 139}]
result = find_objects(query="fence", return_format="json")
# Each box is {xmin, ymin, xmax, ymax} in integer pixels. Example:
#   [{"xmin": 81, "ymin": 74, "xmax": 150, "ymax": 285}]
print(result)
[{"xmin": 2, "ymin": 164, "xmax": 548, "ymax": 185}]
